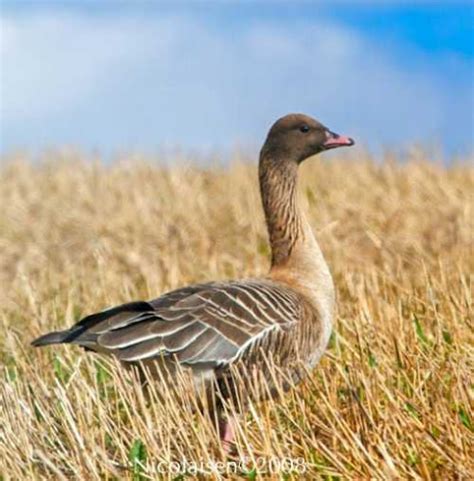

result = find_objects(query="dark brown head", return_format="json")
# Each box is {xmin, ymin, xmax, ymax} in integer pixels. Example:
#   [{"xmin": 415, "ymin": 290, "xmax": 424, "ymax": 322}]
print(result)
[{"xmin": 261, "ymin": 113, "xmax": 354, "ymax": 163}]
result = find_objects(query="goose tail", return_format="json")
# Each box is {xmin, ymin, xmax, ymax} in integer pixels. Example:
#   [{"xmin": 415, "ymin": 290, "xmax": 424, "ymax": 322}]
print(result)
[{"xmin": 31, "ymin": 330, "xmax": 72, "ymax": 347}]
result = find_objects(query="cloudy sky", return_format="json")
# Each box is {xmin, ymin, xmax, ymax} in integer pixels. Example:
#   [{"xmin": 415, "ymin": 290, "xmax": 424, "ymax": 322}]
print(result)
[{"xmin": 1, "ymin": 1, "xmax": 473, "ymax": 157}]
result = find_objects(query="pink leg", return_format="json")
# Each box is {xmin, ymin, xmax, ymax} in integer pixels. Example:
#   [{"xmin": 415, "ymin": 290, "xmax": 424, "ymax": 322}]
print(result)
[{"xmin": 219, "ymin": 417, "xmax": 235, "ymax": 453}]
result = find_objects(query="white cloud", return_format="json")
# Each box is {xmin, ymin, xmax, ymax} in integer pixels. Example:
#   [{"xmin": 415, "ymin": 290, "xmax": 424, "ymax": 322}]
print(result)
[{"xmin": 0, "ymin": 10, "xmax": 472, "ymax": 155}]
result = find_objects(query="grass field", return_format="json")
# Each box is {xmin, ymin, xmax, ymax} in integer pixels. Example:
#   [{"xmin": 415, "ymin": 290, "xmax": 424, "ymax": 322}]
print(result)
[{"xmin": 0, "ymin": 151, "xmax": 472, "ymax": 480}]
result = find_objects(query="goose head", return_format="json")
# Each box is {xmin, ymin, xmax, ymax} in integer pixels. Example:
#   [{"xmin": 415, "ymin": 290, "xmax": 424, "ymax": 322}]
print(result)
[{"xmin": 261, "ymin": 113, "xmax": 354, "ymax": 164}]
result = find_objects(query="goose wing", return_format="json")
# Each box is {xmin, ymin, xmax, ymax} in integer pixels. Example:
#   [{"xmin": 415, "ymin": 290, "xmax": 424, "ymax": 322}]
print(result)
[{"xmin": 33, "ymin": 280, "xmax": 302, "ymax": 368}]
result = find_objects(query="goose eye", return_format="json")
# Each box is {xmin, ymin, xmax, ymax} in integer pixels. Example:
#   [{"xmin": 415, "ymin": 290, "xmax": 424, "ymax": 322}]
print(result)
[{"xmin": 299, "ymin": 125, "xmax": 310, "ymax": 133}]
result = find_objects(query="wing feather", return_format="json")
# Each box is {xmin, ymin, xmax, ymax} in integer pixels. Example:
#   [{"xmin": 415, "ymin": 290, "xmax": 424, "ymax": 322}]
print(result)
[
  {"xmin": 49, "ymin": 279, "xmax": 302, "ymax": 368},
  {"xmin": 162, "ymin": 322, "xmax": 207, "ymax": 351},
  {"xmin": 176, "ymin": 329, "xmax": 221, "ymax": 363}
]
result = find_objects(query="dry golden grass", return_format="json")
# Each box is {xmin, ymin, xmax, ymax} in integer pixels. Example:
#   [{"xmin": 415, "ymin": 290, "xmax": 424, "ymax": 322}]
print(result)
[{"xmin": 0, "ymin": 151, "xmax": 472, "ymax": 480}]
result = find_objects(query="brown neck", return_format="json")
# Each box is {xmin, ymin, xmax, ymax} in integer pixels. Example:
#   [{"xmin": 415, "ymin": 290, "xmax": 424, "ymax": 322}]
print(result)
[
  {"xmin": 259, "ymin": 151, "xmax": 334, "ymax": 310},
  {"xmin": 259, "ymin": 153, "xmax": 302, "ymax": 267}
]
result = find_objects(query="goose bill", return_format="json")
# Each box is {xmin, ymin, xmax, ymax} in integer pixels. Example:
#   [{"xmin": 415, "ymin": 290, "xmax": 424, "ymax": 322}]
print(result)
[{"xmin": 322, "ymin": 130, "xmax": 355, "ymax": 150}]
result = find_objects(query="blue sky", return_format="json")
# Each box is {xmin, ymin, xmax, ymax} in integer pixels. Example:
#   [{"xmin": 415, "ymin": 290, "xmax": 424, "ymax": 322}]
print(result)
[{"xmin": 1, "ymin": 1, "xmax": 473, "ymax": 158}]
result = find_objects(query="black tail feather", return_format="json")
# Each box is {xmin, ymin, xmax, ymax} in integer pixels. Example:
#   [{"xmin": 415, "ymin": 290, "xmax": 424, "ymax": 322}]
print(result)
[
  {"xmin": 31, "ymin": 330, "xmax": 72, "ymax": 347},
  {"xmin": 31, "ymin": 301, "xmax": 152, "ymax": 348}
]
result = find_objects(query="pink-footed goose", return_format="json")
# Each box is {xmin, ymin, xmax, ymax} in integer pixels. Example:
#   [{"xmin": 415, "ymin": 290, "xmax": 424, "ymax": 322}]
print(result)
[{"xmin": 32, "ymin": 113, "xmax": 354, "ymax": 450}]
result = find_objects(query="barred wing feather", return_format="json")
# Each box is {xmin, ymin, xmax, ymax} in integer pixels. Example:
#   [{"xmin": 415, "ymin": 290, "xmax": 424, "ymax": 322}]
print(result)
[{"xmin": 56, "ymin": 280, "xmax": 302, "ymax": 368}]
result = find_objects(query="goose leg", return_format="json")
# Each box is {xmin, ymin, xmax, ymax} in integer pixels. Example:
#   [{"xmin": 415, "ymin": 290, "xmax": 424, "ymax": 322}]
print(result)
[{"xmin": 218, "ymin": 416, "xmax": 235, "ymax": 453}]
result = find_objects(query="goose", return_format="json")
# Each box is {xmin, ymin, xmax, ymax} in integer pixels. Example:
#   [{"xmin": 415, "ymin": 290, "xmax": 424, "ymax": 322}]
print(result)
[{"xmin": 32, "ymin": 113, "xmax": 354, "ymax": 449}]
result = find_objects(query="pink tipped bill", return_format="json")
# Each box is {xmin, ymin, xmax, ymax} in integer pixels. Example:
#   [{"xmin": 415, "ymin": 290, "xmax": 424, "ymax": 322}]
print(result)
[{"xmin": 323, "ymin": 130, "xmax": 355, "ymax": 150}]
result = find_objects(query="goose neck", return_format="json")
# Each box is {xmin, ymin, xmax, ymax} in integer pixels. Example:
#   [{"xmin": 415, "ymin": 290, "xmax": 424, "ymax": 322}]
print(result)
[
  {"xmin": 258, "ymin": 153, "xmax": 334, "ymax": 304},
  {"xmin": 258, "ymin": 154, "xmax": 303, "ymax": 268}
]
